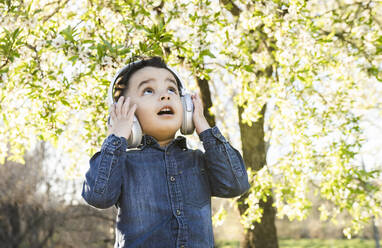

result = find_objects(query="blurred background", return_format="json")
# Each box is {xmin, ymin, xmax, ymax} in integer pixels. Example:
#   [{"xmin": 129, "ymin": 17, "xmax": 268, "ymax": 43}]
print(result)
[{"xmin": 1, "ymin": 0, "xmax": 382, "ymax": 247}]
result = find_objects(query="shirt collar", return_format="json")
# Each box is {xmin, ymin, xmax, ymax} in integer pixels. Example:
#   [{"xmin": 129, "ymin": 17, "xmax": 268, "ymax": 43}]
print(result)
[
  {"xmin": 140, "ymin": 135, "xmax": 188, "ymax": 150},
  {"xmin": 173, "ymin": 136, "xmax": 188, "ymax": 150}
]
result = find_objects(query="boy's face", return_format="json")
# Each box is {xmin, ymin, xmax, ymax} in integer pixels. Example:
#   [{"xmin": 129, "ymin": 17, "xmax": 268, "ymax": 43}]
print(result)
[{"xmin": 125, "ymin": 66, "xmax": 183, "ymax": 142}]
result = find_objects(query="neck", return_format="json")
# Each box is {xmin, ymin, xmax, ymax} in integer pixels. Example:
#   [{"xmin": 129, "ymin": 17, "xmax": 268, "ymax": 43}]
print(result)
[{"xmin": 158, "ymin": 137, "xmax": 173, "ymax": 147}]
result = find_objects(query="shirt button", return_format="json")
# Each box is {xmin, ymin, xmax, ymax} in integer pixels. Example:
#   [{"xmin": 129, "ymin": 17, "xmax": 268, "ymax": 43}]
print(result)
[
  {"xmin": 176, "ymin": 209, "xmax": 181, "ymax": 216},
  {"xmin": 170, "ymin": 176, "xmax": 175, "ymax": 182}
]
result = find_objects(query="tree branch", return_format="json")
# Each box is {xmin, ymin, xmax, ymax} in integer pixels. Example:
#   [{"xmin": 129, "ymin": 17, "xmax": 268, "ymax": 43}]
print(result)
[
  {"xmin": 219, "ymin": 0, "xmax": 241, "ymax": 17},
  {"xmin": 42, "ymin": 0, "xmax": 70, "ymax": 23}
]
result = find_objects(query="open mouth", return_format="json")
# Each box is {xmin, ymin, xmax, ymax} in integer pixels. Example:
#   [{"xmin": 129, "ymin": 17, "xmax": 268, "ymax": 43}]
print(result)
[{"xmin": 157, "ymin": 106, "xmax": 174, "ymax": 115}]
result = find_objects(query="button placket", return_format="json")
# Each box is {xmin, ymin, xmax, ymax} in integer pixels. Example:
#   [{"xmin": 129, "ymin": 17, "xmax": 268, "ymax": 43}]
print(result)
[{"xmin": 165, "ymin": 149, "xmax": 188, "ymax": 244}]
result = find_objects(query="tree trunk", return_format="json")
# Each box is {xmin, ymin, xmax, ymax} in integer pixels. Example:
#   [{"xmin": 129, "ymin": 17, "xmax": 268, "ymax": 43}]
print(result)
[
  {"xmin": 196, "ymin": 78, "xmax": 215, "ymax": 127},
  {"xmin": 197, "ymin": 77, "xmax": 279, "ymax": 247},
  {"xmin": 9, "ymin": 203, "xmax": 21, "ymax": 248},
  {"xmin": 237, "ymin": 104, "xmax": 279, "ymax": 248},
  {"xmin": 373, "ymin": 213, "xmax": 380, "ymax": 248}
]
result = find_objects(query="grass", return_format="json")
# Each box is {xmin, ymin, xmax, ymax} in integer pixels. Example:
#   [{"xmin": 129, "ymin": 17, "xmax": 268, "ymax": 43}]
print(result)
[
  {"xmin": 215, "ymin": 239, "xmax": 376, "ymax": 248},
  {"xmin": 215, "ymin": 240, "xmax": 240, "ymax": 248},
  {"xmin": 279, "ymin": 239, "xmax": 375, "ymax": 248}
]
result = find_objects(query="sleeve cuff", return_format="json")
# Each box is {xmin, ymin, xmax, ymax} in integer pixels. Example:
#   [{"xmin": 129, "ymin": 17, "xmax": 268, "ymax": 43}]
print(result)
[
  {"xmin": 199, "ymin": 126, "xmax": 227, "ymax": 144},
  {"xmin": 101, "ymin": 134, "xmax": 128, "ymax": 155}
]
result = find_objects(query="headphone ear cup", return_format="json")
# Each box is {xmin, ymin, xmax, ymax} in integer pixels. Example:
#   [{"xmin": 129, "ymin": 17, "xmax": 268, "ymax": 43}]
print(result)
[
  {"xmin": 180, "ymin": 94, "xmax": 195, "ymax": 135},
  {"xmin": 127, "ymin": 115, "xmax": 143, "ymax": 148}
]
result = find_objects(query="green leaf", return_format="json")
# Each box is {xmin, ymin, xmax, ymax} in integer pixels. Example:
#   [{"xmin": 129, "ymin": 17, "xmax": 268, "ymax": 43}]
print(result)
[
  {"xmin": 59, "ymin": 25, "xmax": 77, "ymax": 43},
  {"xmin": 159, "ymin": 34, "xmax": 172, "ymax": 43},
  {"xmin": 200, "ymin": 49, "xmax": 215, "ymax": 58},
  {"xmin": 69, "ymin": 55, "xmax": 79, "ymax": 63}
]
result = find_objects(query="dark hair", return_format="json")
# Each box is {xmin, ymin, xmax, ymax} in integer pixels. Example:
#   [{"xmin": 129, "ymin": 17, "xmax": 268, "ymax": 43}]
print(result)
[{"xmin": 113, "ymin": 56, "xmax": 183, "ymax": 102}]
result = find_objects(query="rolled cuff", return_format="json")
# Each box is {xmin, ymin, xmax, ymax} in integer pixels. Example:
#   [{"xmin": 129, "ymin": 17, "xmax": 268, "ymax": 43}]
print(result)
[{"xmin": 101, "ymin": 134, "xmax": 128, "ymax": 155}]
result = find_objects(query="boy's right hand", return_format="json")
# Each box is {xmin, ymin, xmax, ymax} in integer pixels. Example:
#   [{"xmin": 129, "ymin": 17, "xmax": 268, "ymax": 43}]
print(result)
[{"xmin": 107, "ymin": 96, "xmax": 137, "ymax": 140}]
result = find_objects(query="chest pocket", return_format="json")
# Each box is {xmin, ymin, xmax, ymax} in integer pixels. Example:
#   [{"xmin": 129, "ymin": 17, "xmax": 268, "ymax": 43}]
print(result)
[{"xmin": 181, "ymin": 165, "xmax": 211, "ymax": 208}]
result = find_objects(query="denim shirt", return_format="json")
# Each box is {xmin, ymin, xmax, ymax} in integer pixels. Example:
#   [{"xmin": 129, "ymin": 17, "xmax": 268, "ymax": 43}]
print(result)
[{"xmin": 82, "ymin": 126, "xmax": 250, "ymax": 248}]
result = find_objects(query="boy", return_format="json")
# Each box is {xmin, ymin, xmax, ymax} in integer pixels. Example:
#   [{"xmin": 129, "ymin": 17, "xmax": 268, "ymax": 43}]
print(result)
[{"xmin": 82, "ymin": 57, "xmax": 250, "ymax": 248}]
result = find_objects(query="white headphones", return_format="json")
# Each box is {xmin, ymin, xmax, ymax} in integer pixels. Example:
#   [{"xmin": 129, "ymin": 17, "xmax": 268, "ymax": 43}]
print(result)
[{"xmin": 107, "ymin": 60, "xmax": 195, "ymax": 148}]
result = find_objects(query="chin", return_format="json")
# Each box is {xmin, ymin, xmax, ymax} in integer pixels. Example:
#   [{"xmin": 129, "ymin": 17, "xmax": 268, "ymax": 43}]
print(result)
[
  {"xmin": 148, "ymin": 130, "xmax": 177, "ymax": 142},
  {"xmin": 144, "ymin": 123, "xmax": 181, "ymax": 141}
]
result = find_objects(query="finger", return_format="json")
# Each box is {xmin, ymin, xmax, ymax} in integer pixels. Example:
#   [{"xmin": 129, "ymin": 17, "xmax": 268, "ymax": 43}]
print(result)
[
  {"xmin": 193, "ymin": 93, "xmax": 201, "ymax": 103},
  {"xmin": 195, "ymin": 93, "xmax": 202, "ymax": 103},
  {"xmin": 116, "ymin": 96, "xmax": 124, "ymax": 118},
  {"xmin": 110, "ymin": 104, "xmax": 117, "ymax": 121},
  {"xmin": 193, "ymin": 94, "xmax": 204, "ymax": 112},
  {"xmin": 190, "ymin": 93, "xmax": 196, "ymax": 102},
  {"xmin": 192, "ymin": 93, "xmax": 200, "ymax": 104},
  {"xmin": 127, "ymin": 104, "xmax": 137, "ymax": 121},
  {"xmin": 191, "ymin": 94, "xmax": 197, "ymax": 106},
  {"xmin": 197, "ymin": 94, "xmax": 203, "ymax": 106},
  {"xmin": 121, "ymin": 97, "xmax": 130, "ymax": 117}
]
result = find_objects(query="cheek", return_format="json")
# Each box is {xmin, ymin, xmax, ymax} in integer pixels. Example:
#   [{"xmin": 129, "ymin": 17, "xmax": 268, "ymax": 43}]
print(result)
[
  {"xmin": 128, "ymin": 95, "xmax": 138, "ymax": 106},
  {"xmin": 176, "ymin": 100, "xmax": 184, "ymax": 117},
  {"xmin": 135, "ymin": 106, "xmax": 148, "ymax": 120},
  {"xmin": 128, "ymin": 96, "xmax": 143, "ymax": 113},
  {"xmin": 134, "ymin": 102, "xmax": 154, "ymax": 122}
]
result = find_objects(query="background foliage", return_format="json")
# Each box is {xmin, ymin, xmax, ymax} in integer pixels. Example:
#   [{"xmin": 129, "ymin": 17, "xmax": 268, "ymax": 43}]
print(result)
[{"xmin": 1, "ymin": 0, "xmax": 382, "ymax": 240}]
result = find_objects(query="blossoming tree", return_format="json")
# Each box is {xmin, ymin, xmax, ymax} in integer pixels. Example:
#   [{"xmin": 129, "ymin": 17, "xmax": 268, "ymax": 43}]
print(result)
[{"xmin": 1, "ymin": 0, "xmax": 382, "ymax": 247}]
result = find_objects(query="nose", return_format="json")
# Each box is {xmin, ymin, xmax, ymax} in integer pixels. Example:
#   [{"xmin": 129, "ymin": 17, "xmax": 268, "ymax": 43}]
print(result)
[{"xmin": 160, "ymin": 91, "xmax": 171, "ymax": 101}]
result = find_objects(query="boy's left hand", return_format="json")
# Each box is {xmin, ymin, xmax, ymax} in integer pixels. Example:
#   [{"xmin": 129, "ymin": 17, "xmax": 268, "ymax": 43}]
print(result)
[{"xmin": 191, "ymin": 93, "xmax": 211, "ymax": 135}]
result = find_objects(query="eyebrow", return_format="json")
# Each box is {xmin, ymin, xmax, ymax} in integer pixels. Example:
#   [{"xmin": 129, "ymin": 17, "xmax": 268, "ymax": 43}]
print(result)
[{"xmin": 137, "ymin": 77, "xmax": 178, "ymax": 89}]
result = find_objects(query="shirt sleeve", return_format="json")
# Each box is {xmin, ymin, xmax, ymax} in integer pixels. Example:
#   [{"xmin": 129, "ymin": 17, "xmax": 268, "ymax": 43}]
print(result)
[
  {"xmin": 81, "ymin": 134, "xmax": 127, "ymax": 209},
  {"xmin": 199, "ymin": 126, "xmax": 250, "ymax": 198}
]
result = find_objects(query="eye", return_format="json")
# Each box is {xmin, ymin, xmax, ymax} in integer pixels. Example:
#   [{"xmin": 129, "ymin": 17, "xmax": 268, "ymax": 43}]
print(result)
[
  {"xmin": 168, "ymin": 87, "xmax": 178, "ymax": 95},
  {"xmin": 143, "ymin": 88, "xmax": 154, "ymax": 95}
]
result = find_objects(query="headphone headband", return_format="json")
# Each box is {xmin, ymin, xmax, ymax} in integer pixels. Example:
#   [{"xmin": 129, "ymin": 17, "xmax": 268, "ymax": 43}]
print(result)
[{"xmin": 107, "ymin": 61, "xmax": 185, "ymax": 107}]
